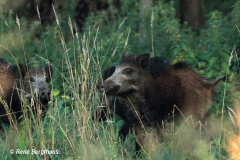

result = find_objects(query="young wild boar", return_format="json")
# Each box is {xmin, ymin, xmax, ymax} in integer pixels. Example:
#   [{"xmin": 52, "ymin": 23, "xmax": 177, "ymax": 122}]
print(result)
[
  {"xmin": 0, "ymin": 59, "xmax": 52, "ymax": 126},
  {"xmin": 98, "ymin": 53, "xmax": 225, "ymax": 155},
  {"xmin": 23, "ymin": 63, "xmax": 52, "ymax": 118}
]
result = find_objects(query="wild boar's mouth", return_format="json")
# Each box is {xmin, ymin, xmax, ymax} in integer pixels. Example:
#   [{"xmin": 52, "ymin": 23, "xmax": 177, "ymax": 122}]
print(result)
[
  {"xmin": 39, "ymin": 97, "xmax": 50, "ymax": 106},
  {"xmin": 116, "ymin": 88, "xmax": 136, "ymax": 96},
  {"xmin": 99, "ymin": 80, "xmax": 120, "ymax": 95},
  {"xmin": 100, "ymin": 79, "xmax": 137, "ymax": 95},
  {"xmin": 25, "ymin": 93, "xmax": 51, "ymax": 106},
  {"xmin": 39, "ymin": 92, "xmax": 51, "ymax": 105},
  {"xmin": 105, "ymin": 86, "xmax": 136, "ymax": 96},
  {"xmin": 104, "ymin": 85, "xmax": 120, "ymax": 95}
]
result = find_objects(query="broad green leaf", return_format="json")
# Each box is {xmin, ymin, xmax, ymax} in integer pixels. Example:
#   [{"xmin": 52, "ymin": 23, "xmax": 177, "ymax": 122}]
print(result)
[
  {"xmin": 199, "ymin": 70, "xmax": 205, "ymax": 75},
  {"xmin": 221, "ymin": 62, "xmax": 229, "ymax": 72},
  {"xmin": 188, "ymin": 51, "xmax": 195, "ymax": 58},
  {"xmin": 52, "ymin": 89, "xmax": 60, "ymax": 96},
  {"xmin": 174, "ymin": 48, "xmax": 179, "ymax": 56},
  {"xmin": 62, "ymin": 95, "xmax": 71, "ymax": 100},
  {"xmin": 181, "ymin": 43, "xmax": 187, "ymax": 51},
  {"xmin": 209, "ymin": 57, "xmax": 217, "ymax": 67},
  {"xmin": 207, "ymin": 70, "xmax": 214, "ymax": 78}
]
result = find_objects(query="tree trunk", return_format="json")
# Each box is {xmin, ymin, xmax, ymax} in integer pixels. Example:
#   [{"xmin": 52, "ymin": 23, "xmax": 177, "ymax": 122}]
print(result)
[{"xmin": 180, "ymin": 0, "xmax": 205, "ymax": 31}]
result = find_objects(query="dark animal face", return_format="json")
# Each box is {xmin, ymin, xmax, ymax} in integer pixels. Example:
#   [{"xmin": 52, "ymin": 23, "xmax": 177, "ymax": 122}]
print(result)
[
  {"xmin": 24, "ymin": 64, "xmax": 52, "ymax": 106},
  {"xmin": 99, "ymin": 53, "xmax": 150, "ymax": 95}
]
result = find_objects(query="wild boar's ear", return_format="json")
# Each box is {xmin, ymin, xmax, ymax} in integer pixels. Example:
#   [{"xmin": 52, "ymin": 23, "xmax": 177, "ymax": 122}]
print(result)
[
  {"xmin": 0, "ymin": 58, "xmax": 7, "ymax": 64},
  {"xmin": 136, "ymin": 53, "xmax": 150, "ymax": 68},
  {"xmin": 10, "ymin": 64, "xmax": 27, "ymax": 78},
  {"xmin": 18, "ymin": 64, "xmax": 28, "ymax": 78},
  {"xmin": 44, "ymin": 63, "xmax": 53, "ymax": 78},
  {"xmin": 103, "ymin": 66, "xmax": 116, "ymax": 79}
]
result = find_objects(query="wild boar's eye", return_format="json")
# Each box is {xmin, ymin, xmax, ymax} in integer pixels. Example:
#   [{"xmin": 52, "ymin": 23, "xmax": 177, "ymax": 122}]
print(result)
[
  {"xmin": 123, "ymin": 68, "xmax": 133, "ymax": 75},
  {"xmin": 30, "ymin": 77, "xmax": 36, "ymax": 82}
]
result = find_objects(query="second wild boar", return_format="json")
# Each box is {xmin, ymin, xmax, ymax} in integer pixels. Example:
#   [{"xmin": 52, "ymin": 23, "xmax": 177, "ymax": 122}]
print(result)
[{"xmin": 0, "ymin": 59, "xmax": 52, "ymax": 126}]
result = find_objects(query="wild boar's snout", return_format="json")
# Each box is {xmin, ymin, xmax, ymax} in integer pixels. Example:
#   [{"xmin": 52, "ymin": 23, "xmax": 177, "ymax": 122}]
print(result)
[
  {"xmin": 39, "ymin": 87, "xmax": 51, "ymax": 100},
  {"xmin": 99, "ymin": 79, "xmax": 120, "ymax": 95},
  {"xmin": 37, "ymin": 85, "xmax": 51, "ymax": 105},
  {"xmin": 98, "ymin": 83, "xmax": 105, "ymax": 93}
]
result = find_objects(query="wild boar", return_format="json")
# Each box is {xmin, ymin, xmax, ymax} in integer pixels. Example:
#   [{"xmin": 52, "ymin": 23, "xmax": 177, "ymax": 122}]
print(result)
[
  {"xmin": 98, "ymin": 53, "xmax": 225, "ymax": 155},
  {"xmin": 23, "ymin": 63, "xmax": 52, "ymax": 118},
  {"xmin": 0, "ymin": 58, "xmax": 52, "ymax": 126}
]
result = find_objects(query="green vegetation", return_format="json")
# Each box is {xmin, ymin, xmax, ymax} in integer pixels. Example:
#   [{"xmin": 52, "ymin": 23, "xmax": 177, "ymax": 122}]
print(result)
[{"xmin": 0, "ymin": 0, "xmax": 240, "ymax": 159}]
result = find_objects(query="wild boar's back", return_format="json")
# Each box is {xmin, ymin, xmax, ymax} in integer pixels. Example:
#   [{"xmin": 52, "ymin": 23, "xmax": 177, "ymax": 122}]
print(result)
[
  {"xmin": 0, "ymin": 59, "xmax": 27, "ymax": 124},
  {"xmin": 173, "ymin": 62, "xmax": 225, "ymax": 121}
]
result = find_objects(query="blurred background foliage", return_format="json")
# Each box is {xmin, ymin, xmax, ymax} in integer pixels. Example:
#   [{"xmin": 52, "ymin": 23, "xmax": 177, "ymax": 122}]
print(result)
[{"xmin": 0, "ymin": 0, "xmax": 239, "ymax": 69}]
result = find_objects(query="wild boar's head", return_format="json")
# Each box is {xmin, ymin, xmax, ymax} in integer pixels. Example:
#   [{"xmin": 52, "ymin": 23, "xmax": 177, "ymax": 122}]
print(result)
[
  {"xmin": 24, "ymin": 63, "xmax": 53, "ymax": 106},
  {"xmin": 99, "ymin": 53, "xmax": 150, "ymax": 95}
]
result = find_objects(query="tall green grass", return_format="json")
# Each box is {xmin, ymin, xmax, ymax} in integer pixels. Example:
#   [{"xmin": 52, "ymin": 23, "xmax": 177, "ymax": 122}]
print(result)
[{"xmin": 0, "ymin": 12, "xmax": 135, "ymax": 159}]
